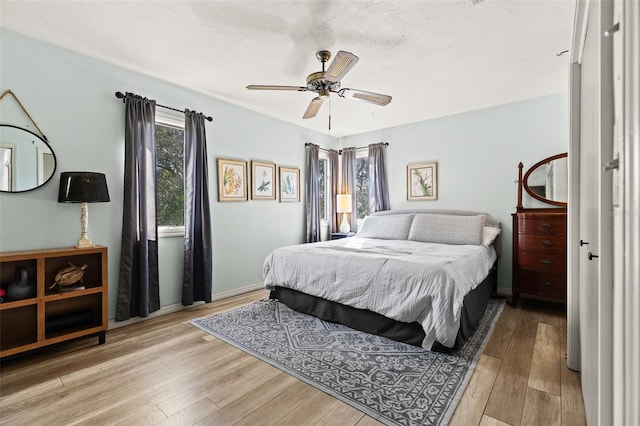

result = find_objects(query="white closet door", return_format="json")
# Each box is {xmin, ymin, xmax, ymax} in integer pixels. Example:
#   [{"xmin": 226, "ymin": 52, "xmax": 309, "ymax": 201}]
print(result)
[{"xmin": 577, "ymin": 1, "xmax": 614, "ymax": 425}]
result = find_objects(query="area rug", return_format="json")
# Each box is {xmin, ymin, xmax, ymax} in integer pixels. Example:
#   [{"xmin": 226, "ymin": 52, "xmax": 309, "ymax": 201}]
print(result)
[{"xmin": 191, "ymin": 299, "xmax": 503, "ymax": 426}]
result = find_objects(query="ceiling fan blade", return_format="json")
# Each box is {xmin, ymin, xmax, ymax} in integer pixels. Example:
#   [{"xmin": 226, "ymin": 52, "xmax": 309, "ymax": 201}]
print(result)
[
  {"xmin": 246, "ymin": 85, "xmax": 307, "ymax": 91},
  {"xmin": 337, "ymin": 88, "xmax": 392, "ymax": 106},
  {"xmin": 324, "ymin": 51, "xmax": 359, "ymax": 83},
  {"xmin": 303, "ymin": 97, "xmax": 325, "ymax": 119}
]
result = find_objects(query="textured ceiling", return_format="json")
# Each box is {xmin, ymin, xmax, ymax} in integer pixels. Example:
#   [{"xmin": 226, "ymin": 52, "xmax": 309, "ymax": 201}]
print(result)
[{"xmin": 0, "ymin": 0, "xmax": 575, "ymax": 137}]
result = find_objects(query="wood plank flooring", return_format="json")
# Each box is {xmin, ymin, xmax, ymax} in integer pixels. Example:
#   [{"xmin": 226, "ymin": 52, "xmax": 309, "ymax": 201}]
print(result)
[{"xmin": 0, "ymin": 290, "xmax": 586, "ymax": 425}]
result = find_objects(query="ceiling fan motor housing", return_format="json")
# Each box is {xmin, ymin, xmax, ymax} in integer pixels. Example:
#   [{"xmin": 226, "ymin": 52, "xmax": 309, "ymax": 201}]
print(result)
[{"xmin": 306, "ymin": 71, "xmax": 341, "ymax": 92}]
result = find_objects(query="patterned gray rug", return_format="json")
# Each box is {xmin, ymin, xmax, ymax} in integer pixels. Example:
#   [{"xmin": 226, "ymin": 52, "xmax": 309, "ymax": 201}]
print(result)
[{"xmin": 191, "ymin": 299, "xmax": 503, "ymax": 426}]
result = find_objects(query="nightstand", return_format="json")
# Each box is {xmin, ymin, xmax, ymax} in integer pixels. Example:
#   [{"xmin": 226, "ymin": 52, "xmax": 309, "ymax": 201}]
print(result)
[{"xmin": 330, "ymin": 232, "xmax": 355, "ymax": 240}]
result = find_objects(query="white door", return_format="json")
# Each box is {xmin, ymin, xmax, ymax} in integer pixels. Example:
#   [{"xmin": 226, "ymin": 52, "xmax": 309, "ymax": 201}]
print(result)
[
  {"xmin": 577, "ymin": 1, "xmax": 614, "ymax": 425},
  {"xmin": 613, "ymin": 1, "xmax": 640, "ymax": 423}
]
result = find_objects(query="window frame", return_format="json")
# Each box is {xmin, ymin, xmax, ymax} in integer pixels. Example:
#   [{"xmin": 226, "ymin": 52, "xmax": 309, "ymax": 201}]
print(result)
[{"xmin": 155, "ymin": 110, "xmax": 185, "ymax": 238}]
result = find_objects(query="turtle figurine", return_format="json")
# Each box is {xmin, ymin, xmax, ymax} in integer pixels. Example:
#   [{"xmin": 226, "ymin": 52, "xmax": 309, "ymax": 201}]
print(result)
[{"xmin": 50, "ymin": 262, "xmax": 88, "ymax": 290}]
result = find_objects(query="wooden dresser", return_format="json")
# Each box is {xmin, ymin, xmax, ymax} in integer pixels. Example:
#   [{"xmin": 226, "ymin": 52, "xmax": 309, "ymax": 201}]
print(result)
[{"xmin": 512, "ymin": 209, "xmax": 567, "ymax": 304}]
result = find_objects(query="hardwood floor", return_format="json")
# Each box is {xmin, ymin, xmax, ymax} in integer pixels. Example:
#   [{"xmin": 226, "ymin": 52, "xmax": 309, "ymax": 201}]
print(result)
[{"xmin": 0, "ymin": 290, "xmax": 586, "ymax": 425}]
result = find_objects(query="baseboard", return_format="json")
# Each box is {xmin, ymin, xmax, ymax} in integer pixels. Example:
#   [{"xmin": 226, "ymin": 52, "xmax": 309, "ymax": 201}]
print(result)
[
  {"xmin": 495, "ymin": 287, "xmax": 512, "ymax": 297},
  {"xmin": 108, "ymin": 282, "xmax": 265, "ymax": 330}
]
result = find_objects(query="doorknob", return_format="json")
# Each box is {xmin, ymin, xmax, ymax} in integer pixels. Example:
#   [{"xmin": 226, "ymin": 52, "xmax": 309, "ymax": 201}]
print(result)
[
  {"xmin": 588, "ymin": 252, "xmax": 599, "ymax": 260},
  {"xmin": 580, "ymin": 240, "xmax": 589, "ymax": 246}
]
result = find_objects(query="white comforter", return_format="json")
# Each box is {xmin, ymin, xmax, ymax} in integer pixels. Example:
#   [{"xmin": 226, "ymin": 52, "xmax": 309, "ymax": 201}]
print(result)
[{"xmin": 263, "ymin": 237, "xmax": 497, "ymax": 349}]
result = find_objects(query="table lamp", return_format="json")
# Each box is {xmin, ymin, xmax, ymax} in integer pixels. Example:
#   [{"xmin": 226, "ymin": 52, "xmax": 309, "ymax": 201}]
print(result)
[
  {"xmin": 58, "ymin": 172, "xmax": 110, "ymax": 248},
  {"xmin": 336, "ymin": 194, "xmax": 352, "ymax": 233}
]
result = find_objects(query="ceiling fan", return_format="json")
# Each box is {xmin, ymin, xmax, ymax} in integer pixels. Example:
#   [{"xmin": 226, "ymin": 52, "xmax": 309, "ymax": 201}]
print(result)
[{"xmin": 246, "ymin": 50, "xmax": 392, "ymax": 119}]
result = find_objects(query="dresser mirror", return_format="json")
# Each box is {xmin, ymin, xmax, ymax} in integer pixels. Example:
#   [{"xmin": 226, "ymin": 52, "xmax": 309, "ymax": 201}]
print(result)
[
  {"xmin": 0, "ymin": 124, "xmax": 57, "ymax": 193},
  {"xmin": 522, "ymin": 152, "xmax": 568, "ymax": 207}
]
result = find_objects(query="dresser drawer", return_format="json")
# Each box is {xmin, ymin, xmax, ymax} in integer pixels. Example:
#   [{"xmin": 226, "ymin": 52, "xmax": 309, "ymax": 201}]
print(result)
[
  {"xmin": 517, "ymin": 271, "xmax": 566, "ymax": 299},
  {"xmin": 517, "ymin": 216, "xmax": 566, "ymax": 235},
  {"xmin": 517, "ymin": 252, "xmax": 566, "ymax": 272},
  {"xmin": 518, "ymin": 234, "xmax": 566, "ymax": 254}
]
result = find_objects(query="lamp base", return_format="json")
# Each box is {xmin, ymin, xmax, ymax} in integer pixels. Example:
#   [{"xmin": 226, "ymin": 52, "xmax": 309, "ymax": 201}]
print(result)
[
  {"xmin": 75, "ymin": 236, "xmax": 95, "ymax": 248},
  {"xmin": 339, "ymin": 215, "xmax": 351, "ymax": 233}
]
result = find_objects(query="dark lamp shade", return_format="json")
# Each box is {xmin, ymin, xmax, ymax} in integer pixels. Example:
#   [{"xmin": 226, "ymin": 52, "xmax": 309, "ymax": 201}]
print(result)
[{"xmin": 58, "ymin": 172, "xmax": 110, "ymax": 203}]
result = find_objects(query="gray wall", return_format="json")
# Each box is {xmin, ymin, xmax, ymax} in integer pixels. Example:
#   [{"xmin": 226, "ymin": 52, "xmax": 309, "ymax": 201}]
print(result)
[
  {"xmin": 340, "ymin": 93, "xmax": 569, "ymax": 290},
  {"xmin": 0, "ymin": 28, "xmax": 568, "ymax": 319}
]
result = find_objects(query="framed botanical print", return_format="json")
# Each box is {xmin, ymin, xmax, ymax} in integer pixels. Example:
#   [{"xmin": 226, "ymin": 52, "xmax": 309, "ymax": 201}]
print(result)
[
  {"xmin": 217, "ymin": 158, "xmax": 248, "ymax": 202},
  {"xmin": 251, "ymin": 161, "xmax": 276, "ymax": 200},
  {"xmin": 279, "ymin": 166, "xmax": 300, "ymax": 202},
  {"xmin": 407, "ymin": 162, "xmax": 438, "ymax": 201}
]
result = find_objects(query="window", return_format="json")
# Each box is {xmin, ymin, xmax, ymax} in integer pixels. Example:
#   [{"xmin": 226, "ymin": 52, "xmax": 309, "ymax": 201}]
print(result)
[
  {"xmin": 155, "ymin": 114, "xmax": 185, "ymax": 235},
  {"xmin": 318, "ymin": 158, "xmax": 328, "ymax": 220},
  {"xmin": 355, "ymin": 155, "xmax": 369, "ymax": 219}
]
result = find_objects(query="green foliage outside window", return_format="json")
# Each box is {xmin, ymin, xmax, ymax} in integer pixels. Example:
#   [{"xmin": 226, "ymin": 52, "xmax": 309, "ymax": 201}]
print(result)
[
  {"xmin": 155, "ymin": 124, "xmax": 184, "ymax": 227},
  {"xmin": 356, "ymin": 157, "xmax": 369, "ymax": 219},
  {"xmin": 319, "ymin": 159, "xmax": 326, "ymax": 220}
]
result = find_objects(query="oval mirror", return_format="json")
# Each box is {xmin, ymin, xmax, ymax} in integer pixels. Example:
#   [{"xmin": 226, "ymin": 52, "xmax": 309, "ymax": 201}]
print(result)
[
  {"xmin": 0, "ymin": 124, "xmax": 57, "ymax": 193},
  {"xmin": 523, "ymin": 152, "xmax": 568, "ymax": 207}
]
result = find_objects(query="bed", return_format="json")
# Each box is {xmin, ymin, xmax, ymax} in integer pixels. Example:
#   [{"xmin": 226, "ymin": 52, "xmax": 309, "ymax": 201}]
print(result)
[{"xmin": 263, "ymin": 210, "xmax": 501, "ymax": 351}]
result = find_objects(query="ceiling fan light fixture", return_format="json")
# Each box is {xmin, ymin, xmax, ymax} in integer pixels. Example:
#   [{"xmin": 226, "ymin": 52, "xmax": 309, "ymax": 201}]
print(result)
[{"xmin": 318, "ymin": 89, "xmax": 330, "ymax": 99}]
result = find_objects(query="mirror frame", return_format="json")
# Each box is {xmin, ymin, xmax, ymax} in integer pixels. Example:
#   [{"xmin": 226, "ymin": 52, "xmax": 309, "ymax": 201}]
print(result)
[
  {"xmin": 522, "ymin": 152, "xmax": 568, "ymax": 207},
  {"xmin": 0, "ymin": 124, "xmax": 57, "ymax": 193}
]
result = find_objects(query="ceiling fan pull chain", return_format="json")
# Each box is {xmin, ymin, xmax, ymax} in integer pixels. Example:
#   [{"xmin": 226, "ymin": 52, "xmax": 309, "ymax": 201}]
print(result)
[{"xmin": 328, "ymin": 97, "xmax": 332, "ymax": 132}]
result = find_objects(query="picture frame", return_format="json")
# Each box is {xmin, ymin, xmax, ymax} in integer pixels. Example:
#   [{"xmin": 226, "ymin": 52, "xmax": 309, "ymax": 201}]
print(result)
[
  {"xmin": 251, "ymin": 160, "xmax": 276, "ymax": 200},
  {"xmin": 217, "ymin": 158, "xmax": 248, "ymax": 202},
  {"xmin": 407, "ymin": 162, "xmax": 438, "ymax": 201},
  {"xmin": 279, "ymin": 166, "xmax": 300, "ymax": 202}
]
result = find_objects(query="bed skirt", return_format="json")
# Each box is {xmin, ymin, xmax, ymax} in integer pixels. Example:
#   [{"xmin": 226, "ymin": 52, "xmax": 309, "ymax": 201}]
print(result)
[{"xmin": 268, "ymin": 262, "xmax": 497, "ymax": 352}]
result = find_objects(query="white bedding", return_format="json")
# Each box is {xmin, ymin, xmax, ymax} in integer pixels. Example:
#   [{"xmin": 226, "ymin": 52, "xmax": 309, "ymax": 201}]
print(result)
[{"xmin": 263, "ymin": 236, "xmax": 497, "ymax": 349}]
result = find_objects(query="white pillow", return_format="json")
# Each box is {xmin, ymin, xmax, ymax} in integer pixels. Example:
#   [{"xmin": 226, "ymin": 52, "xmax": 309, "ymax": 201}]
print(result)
[
  {"xmin": 408, "ymin": 214, "xmax": 485, "ymax": 245},
  {"xmin": 481, "ymin": 226, "xmax": 501, "ymax": 246},
  {"xmin": 356, "ymin": 214, "xmax": 414, "ymax": 240}
]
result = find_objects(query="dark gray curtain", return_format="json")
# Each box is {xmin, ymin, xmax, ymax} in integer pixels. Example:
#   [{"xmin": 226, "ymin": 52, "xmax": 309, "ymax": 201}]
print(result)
[
  {"xmin": 182, "ymin": 110, "xmax": 212, "ymax": 305},
  {"xmin": 328, "ymin": 149, "xmax": 340, "ymax": 233},
  {"xmin": 340, "ymin": 147, "xmax": 357, "ymax": 232},
  {"xmin": 116, "ymin": 93, "xmax": 160, "ymax": 321},
  {"xmin": 368, "ymin": 143, "xmax": 390, "ymax": 212},
  {"xmin": 305, "ymin": 143, "xmax": 321, "ymax": 242}
]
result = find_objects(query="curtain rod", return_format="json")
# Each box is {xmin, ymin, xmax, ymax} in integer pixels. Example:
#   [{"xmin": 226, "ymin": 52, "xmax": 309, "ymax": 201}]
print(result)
[
  {"xmin": 304, "ymin": 143, "xmax": 332, "ymax": 153},
  {"xmin": 114, "ymin": 91, "xmax": 213, "ymax": 122},
  {"xmin": 339, "ymin": 142, "xmax": 388, "ymax": 155},
  {"xmin": 305, "ymin": 142, "xmax": 389, "ymax": 155}
]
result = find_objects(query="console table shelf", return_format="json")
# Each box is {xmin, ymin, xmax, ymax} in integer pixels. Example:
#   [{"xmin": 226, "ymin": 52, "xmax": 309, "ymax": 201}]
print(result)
[{"xmin": 0, "ymin": 246, "xmax": 108, "ymax": 358}]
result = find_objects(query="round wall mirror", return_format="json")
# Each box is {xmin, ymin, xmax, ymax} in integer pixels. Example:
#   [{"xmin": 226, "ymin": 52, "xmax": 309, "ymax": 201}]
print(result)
[
  {"xmin": 0, "ymin": 124, "xmax": 57, "ymax": 193},
  {"xmin": 523, "ymin": 152, "xmax": 568, "ymax": 207}
]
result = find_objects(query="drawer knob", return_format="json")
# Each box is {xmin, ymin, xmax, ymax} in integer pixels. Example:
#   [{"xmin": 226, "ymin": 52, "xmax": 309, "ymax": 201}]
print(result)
[
  {"xmin": 542, "ymin": 240, "xmax": 553, "ymax": 247},
  {"xmin": 540, "ymin": 222, "xmax": 551, "ymax": 229},
  {"xmin": 543, "ymin": 281, "xmax": 553, "ymax": 288},
  {"xmin": 542, "ymin": 259, "xmax": 553, "ymax": 265}
]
